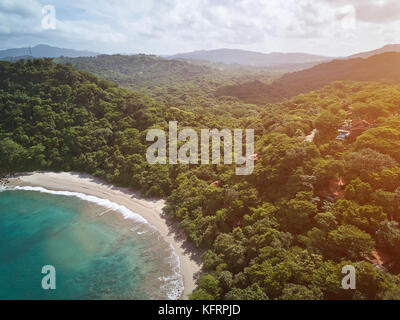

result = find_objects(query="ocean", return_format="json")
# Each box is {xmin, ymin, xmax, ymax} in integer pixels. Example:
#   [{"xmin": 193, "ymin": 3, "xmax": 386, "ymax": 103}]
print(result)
[{"xmin": 0, "ymin": 188, "xmax": 183, "ymax": 300}]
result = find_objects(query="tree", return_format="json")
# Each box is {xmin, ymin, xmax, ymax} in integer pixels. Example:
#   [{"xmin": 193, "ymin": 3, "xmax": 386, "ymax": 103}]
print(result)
[
  {"xmin": 314, "ymin": 212, "xmax": 338, "ymax": 232},
  {"xmin": 326, "ymin": 225, "xmax": 375, "ymax": 261},
  {"xmin": 376, "ymin": 221, "xmax": 400, "ymax": 264},
  {"xmin": 194, "ymin": 274, "xmax": 220, "ymax": 299},
  {"xmin": 0, "ymin": 138, "xmax": 26, "ymax": 174},
  {"xmin": 344, "ymin": 148, "xmax": 397, "ymax": 181},
  {"xmin": 216, "ymin": 271, "xmax": 233, "ymax": 296},
  {"xmin": 344, "ymin": 178, "xmax": 373, "ymax": 205},
  {"xmin": 333, "ymin": 200, "xmax": 386, "ymax": 234},
  {"xmin": 351, "ymin": 102, "xmax": 389, "ymax": 121},
  {"xmin": 312, "ymin": 157, "xmax": 345, "ymax": 189},
  {"xmin": 278, "ymin": 192, "xmax": 318, "ymax": 234},
  {"xmin": 299, "ymin": 227, "xmax": 327, "ymax": 255},
  {"xmin": 280, "ymin": 284, "xmax": 322, "ymax": 300},
  {"xmin": 225, "ymin": 284, "xmax": 268, "ymax": 300},
  {"xmin": 245, "ymin": 260, "xmax": 289, "ymax": 299},
  {"xmin": 311, "ymin": 260, "xmax": 344, "ymax": 299},
  {"xmin": 314, "ymin": 110, "xmax": 344, "ymax": 142},
  {"xmin": 213, "ymin": 232, "xmax": 247, "ymax": 273},
  {"xmin": 368, "ymin": 167, "xmax": 400, "ymax": 192},
  {"xmin": 353, "ymin": 262, "xmax": 387, "ymax": 300},
  {"xmin": 189, "ymin": 289, "xmax": 214, "ymax": 300},
  {"xmin": 372, "ymin": 189, "xmax": 399, "ymax": 219},
  {"xmin": 356, "ymin": 127, "xmax": 400, "ymax": 162}
]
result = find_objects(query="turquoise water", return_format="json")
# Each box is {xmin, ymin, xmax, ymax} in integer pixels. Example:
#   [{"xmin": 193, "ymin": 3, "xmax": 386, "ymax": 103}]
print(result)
[{"xmin": 0, "ymin": 190, "xmax": 182, "ymax": 300}]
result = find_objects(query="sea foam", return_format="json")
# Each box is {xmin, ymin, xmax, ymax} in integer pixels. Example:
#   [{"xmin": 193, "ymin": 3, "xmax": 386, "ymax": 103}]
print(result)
[
  {"xmin": 12, "ymin": 186, "xmax": 149, "ymax": 224},
  {"xmin": 161, "ymin": 242, "xmax": 184, "ymax": 300},
  {"xmin": 9, "ymin": 185, "xmax": 184, "ymax": 300}
]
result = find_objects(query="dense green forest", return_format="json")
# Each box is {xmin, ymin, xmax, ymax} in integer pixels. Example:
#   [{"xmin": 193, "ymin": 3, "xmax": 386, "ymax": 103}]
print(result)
[
  {"xmin": 2, "ymin": 59, "xmax": 400, "ymax": 299},
  {"xmin": 0, "ymin": 58, "xmax": 254, "ymax": 196},
  {"xmin": 55, "ymin": 54, "xmax": 279, "ymax": 114}
]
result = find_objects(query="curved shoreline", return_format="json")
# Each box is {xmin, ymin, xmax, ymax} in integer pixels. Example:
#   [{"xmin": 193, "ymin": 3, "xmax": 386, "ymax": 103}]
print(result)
[{"xmin": 6, "ymin": 171, "xmax": 203, "ymax": 300}]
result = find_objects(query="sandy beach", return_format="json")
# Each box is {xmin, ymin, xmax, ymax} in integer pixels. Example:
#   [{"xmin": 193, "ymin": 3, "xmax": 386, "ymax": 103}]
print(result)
[{"xmin": 6, "ymin": 171, "xmax": 203, "ymax": 300}]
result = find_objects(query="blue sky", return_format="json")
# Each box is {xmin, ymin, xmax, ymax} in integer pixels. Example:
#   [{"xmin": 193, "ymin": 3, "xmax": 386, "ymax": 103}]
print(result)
[{"xmin": 1, "ymin": 0, "xmax": 400, "ymax": 56}]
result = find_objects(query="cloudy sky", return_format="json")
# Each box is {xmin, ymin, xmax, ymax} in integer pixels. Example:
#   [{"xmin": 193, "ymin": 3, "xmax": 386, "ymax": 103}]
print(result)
[{"xmin": 1, "ymin": 0, "xmax": 400, "ymax": 56}]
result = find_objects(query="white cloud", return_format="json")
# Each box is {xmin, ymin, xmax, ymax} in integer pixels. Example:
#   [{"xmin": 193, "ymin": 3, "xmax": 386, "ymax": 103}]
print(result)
[{"xmin": 0, "ymin": 0, "xmax": 400, "ymax": 55}]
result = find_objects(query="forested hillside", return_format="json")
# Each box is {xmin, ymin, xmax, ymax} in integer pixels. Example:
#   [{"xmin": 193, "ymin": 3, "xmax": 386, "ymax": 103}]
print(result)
[
  {"xmin": 172, "ymin": 81, "xmax": 400, "ymax": 300},
  {"xmin": 57, "ymin": 54, "xmax": 213, "ymax": 89},
  {"xmin": 56, "ymin": 54, "xmax": 278, "ymax": 110},
  {"xmin": 0, "ymin": 59, "xmax": 237, "ymax": 197},
  {"xmin": 2, "ymin": 59, "xmax": 400, "ymax": 299},
  {"xmin": 348, "ymin": 44, "xmax": 400, "ymax": 59},
  {"xmin": 216, "ymin": 52, "xmax": 400, "ymax": 104}
]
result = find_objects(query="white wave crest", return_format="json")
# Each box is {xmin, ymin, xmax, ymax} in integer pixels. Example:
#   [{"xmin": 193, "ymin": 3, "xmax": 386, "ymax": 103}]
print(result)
[
  {"xmin": 12, "ymin": 186, "xmax": 150, "ymax": 225},
  {"xmin": 158, "ymin": 242, "xmax": 184, "ymax": 300}
]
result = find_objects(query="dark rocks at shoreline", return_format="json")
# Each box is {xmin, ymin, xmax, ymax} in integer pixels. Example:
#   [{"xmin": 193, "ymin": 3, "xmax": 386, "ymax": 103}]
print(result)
[{"xmin": 0, "ymin": 177, "xmax": 10, "ymax": 188}]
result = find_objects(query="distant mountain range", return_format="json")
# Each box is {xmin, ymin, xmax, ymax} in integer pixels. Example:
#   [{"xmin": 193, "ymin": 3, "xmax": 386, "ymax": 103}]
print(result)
[
  {"xmin": 167, "ymin": 48, "xmax": 332, "ymax": 67},
  {"xmin": 3, "ymin": 43, "xmax": 400, "ymax": 68},
  {"xmin": 0, "ymin": 44, "xmax": 99, "ymax": 59},
  {"xmin": 168, "ymin": 44, "xmax": 400, "ymax": 68},
  {"xmin": 216, "ymin": 52, "xmax": 400, "ymax": 104}
]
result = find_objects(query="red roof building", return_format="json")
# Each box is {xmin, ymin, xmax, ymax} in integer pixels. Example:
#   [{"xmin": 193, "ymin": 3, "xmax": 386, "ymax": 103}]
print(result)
[
  {"xmin": 248, "ymin": 154, "xmax": 259, "ymax": 161},
  {"xmin": 328, "ymin": 177, "xmax": 346, "ymax": 200},
  {"xmin": 211, "ymin": 180, "xmax": 224, "ymax": 187},
  {"xmin": 366, "ymin": 250, "xmax": 393, "ymax": 271}
]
